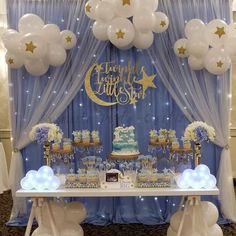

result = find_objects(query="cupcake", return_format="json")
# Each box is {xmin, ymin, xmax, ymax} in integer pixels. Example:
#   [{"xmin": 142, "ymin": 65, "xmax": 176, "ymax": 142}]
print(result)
[
  {"xmin": 52, "ymin": 142, "xmax": 60, "ymax": 151},
  {"xmin": 66, "ymin": 174, "xmax": 77, "ymax": 183},
  {"xmin": 78, "ymin": 173, "xmax": 87, "ymax": 184},
  {"xmin": 72, "ymin": 130, "xmax": 82, "ymax": 143},
  {"xmin": 82, "ymin": 130, "xmax": 90, "ymax": 144},
  {"xmin": 138, "ymin": 173, "xmax": 148, "ymax": 183},
  {"xmin": 149, "ymin": 129, "xmax": 158, "ymax": 144},
  {"xmin": 91, "ymin": 130, "xmax": 100, "ymax": 144},
  {"xmin": 183, "ymin": 140, "xmax": 191, "ymax": 150},
  {"xmin": 149, "ymin": 174, "xmax": 158, "ymax": 182},
  {"xmin": 87, "ymin": 174, "xmax": 99, "ymax": 183}
]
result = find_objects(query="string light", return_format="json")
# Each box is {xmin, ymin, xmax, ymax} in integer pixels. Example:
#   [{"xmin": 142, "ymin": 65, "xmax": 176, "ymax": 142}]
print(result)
[
  {"xmin": 52, "ymin": 103, "xmax": 55, "ymax": 106},
  {"xmin": 184, "ymin": 20, "xmax": 188, "ymax": 23},
  {"xmin": 53, "ymin": 90, "xmax": 57, "ymax": 94},
  {"xmin": 38, "ymin": 95, "xmax": 41, "ymax": 99},
  {"xmin": 152, "ymin": 116, "xmax": 156, "ymax": 120},
  {"xmin": 120, "ymin": 59, "xmax": 124, "ymax": 63},
  {"xmin": 25, "ymin": 157, "xmax": 28, "ymax": 161},
  {"xmin": 182, "ymin": 63, "xmax": 185, "ymax": 66},
  {"xmin": 166, "ymin": 117, "xmax": 170, "ymax": 120},
  {"xmin": 77, "ymin": 32, "xmax": 80, "ymax": 35},
  {"xmin": 61, "ymin": 18, "xmax": 65, "ymax": 22},
  {"xmin": 141, "ymin": 198, "xmax": 144, "ymax": 201},
  {"xmin": 48, "ymin": 76, "xmax": 51, "ymax": 79},
  {"xmin": 81, "ymin": 88, "xmax": 84, "ymax": 92},
  {"xmin": 14, "ymin": 112, "xmax": 17, "ymax": 115},
  {"xmin": 154, "ymin": 197, "xmax": 158, "ymax": 201},
  {"xmin": 28, "ymin": 104, "xmax": 31, "ymax": 107},
  {"xmin": 165, "ymin": 102, "xmax": 169, "ymax": 106},
  {"xmin": 184, "ymin": 92, "xmax": 187, "ymax": 96},
  {"xmin": 79, "ymin": 103, "xmax": 83, "ymax": 107},
  {"xmin": 172, "ymin": 203, "xmax": 176, "ymax": 206},
  {"xmin": 230, "ymin": 108, "xmax": 233, "ymax": 111},
  {"xmin": 184, "ymin": 106, "xmax": 187, "ymax": 110},
  {"xmin": 98, "ymin": 122, "xmax": 101, "ymax": 125},
  {"xmin": 8, "ymin": 83, "xmax": 13, "ymax": 87},
  {"xmin": 26, "ymin": 90, "xmax": 30, "ymax": 93},
  {"xmin": 64, "ymin": 91, "xmax": 68, "ymax": 95},
  {"xmin": 93, "ymin": 54, "xmax": 96, "ymax": 58},
  {"xmin": 149, "ymin": 103, "xmax": 151, "ymax": 106},
  {"xmin": 76, "ymin": 18, "xmax": 80, "ymax": 21},
  {"xmin": 228, "ymin": 94, "xmax": 232, "ymax": 98}
]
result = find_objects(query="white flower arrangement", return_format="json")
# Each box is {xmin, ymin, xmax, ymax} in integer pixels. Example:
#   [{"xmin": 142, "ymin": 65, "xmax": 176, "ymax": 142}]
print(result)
[
  {"xmin": 184, "ymin": 121, "xmax": 215, "ymax": 143},
  {"xmin": 149, "ymin": 129, "xmax": 158, "ymax": 137},
  {"xmin": 29, "ymin": 123, "xmax": 63, "ymax": 144}
]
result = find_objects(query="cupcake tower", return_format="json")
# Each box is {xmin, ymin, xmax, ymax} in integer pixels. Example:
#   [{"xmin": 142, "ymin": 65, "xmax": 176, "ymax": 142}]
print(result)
[{"xmin": 72, "ymin": 130, "xmax": 101, "ymax": 144}]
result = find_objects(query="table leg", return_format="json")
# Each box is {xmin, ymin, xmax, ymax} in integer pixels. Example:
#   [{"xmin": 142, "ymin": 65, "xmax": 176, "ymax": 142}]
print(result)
[{"xmin": 25, "ymin": 198, "xmax": 37, "ymax": 236}]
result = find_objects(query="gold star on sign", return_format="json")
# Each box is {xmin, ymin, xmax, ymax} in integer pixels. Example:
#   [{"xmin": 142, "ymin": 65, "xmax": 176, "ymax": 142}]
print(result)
[
  {"xmin": 8, "ymin": 58, "xmax": 14, "ymax": 64},
  {"xmin": 122, "ymin": 0, "xmax": 131, "ymax": 5},
  {"xmin": 116, "ymin": 30, "xmax": 125, "ymax": 39},
  {"xmin": 178, "ymin": 46, "xmax": 187, "ymax": 55},
  {"xmin": 130, "ymin": 97, "xmax": 137, "ymax": 105},
  {"xmin": 160, "ymin": 21, "xmax": 166, "ymax": 27},
  {"xmin": 135, "ymin": 68, "xmax": 156, "ymax": 93},
  {"xmin": 85, "ymin": 3, "xmax": 91, "ymax": 12},
  {"xmin": 214, "ymin": 27, "xmax": 225, "ymax": 38},
  {"xmin": 216, "ymin": 60, "xmax": 223, "ymax": 68},
  {"xmin": 66, "ymin": 36, "xmax": 72, "ymax": 43},
  {"xmin": 96, "ymin": 64, "xmax": 103, "ymax": 72},
  {"xmin": 25, "ymin": 41, "xmax": 37, "ymax": 53}
]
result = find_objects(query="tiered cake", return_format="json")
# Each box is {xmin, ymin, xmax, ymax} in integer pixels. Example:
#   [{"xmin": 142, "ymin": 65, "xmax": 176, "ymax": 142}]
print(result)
[{"xmin": 111, "ymin": 126, "xmax": 139, "ymax": 155}]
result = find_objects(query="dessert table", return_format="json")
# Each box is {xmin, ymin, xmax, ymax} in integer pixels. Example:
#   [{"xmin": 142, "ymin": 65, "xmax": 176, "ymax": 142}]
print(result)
[
  {"xmin": 16, "ymin": 186, "xmax": 219, "ymax": 236},
  {"xmin": 0, "ymin": 142, "xmax": 9, "ymax": 194}
]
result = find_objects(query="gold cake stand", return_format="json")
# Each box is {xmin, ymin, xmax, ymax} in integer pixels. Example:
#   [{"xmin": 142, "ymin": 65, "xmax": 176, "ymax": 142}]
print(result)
[
  {"xmin": 108, "ymin": 153, "xmax": 140, "ymax": 161},
  {"xmin": 72, "ymin": 142, "xmax": 102, "ymax": 148}
]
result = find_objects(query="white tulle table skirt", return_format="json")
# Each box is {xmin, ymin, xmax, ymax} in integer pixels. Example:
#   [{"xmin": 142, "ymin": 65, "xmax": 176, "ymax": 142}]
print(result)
[{"xmin": 0, "ymin": 142, "xmax": 9, "ymax": 194}]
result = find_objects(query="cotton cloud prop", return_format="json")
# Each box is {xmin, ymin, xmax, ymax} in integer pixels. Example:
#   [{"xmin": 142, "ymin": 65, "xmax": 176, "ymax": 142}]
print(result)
[
  {"xmin": 20, "ymin": 166, "xmax": 61, "ymax": 190},
  {"xmin": 85, "ymin": 0, "xmax": 169, "ymax": 49},
  {"xmin": 176, "ymin": 164, "xmax": 216, "ymax": 189},
  {"xmin": 2, "ymin": 13, "xmax": 76, "ymax": 76},
  {"xmin": 174, "ymin": 19, "xmax": 235, "ymax": 75}
]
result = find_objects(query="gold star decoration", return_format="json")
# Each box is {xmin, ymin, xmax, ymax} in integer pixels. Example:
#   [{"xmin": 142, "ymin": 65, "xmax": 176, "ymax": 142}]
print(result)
[
  {"xmin": 178, "ymin": 46, "xmax": 187, "ymax": 55},
  {"xmin": 135, "ymin": 69, "xmax": 156, "ymax": 93},
  {"xmin": 8, "ymin": 58, "xmax": 14, "ymax": 64},
  {"xmin": 130, "ymin": 97, "xmax": 137, "ymax": 105},
  {"xmin": 214, "ymin": 27, "xmax": 225, "ymax": 38},
  {"xmin": 25, "ymin": 41, "xmax": 37, "ymax": 53},
  {"xmin": 122, "ymin": 0, "xmax": 131, "ymax": 5},
  {"xmin": 65, "ymin": 36, "xmax": 72, "ymax": 43},
  {"xmin": 96, "ymin": 64, "xmax": 103, "ymax": 72},
  {"xmin": 85, "ymin": 3, "xmax": 91, "ymax": 12},
  {"xmin": 216, "ymin": 60, "xmax": 224, "ymax": 68},
  {"xmin": 160, "ymin": 21, "xmax": 166, "ymax": 27},
  {"xmin": 116, "ymin": 30, "xmax": 125, "ymax": 39}
]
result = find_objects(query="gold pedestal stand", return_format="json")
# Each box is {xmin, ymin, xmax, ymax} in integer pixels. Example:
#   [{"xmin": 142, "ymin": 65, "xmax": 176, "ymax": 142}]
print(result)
[
  {"xmin": 194, "ymin": 143, "xmax": 201, "ymax": 167},
  {"xmin": 43, "ymin": 142, "xmax": 51, "ymax": 166}
]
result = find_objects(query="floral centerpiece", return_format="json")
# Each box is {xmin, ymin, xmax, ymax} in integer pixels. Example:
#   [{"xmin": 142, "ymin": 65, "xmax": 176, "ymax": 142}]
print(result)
[
  {"xmin": 72, "ymin": 130, "xmax": 82, "ymax": 143},
  {"xmin": 159, "ymin": 128, "xmax": 168, "ymax": 142},
  {"xmin": 29, "ymin": 123, "xmax": 63, "ymax": 144}
]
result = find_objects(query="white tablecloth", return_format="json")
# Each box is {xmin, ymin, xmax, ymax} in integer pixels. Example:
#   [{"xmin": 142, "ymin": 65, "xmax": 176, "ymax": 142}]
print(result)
[{"xmin": 0, "ymin": 142, "xmax": 9, "ymax": 194}]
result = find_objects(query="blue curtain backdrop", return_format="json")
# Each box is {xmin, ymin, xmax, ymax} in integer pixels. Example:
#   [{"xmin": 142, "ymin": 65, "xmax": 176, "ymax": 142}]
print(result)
[{"xmin": 7, "ymin": 0, "xmax": 227, "ymax": 226}]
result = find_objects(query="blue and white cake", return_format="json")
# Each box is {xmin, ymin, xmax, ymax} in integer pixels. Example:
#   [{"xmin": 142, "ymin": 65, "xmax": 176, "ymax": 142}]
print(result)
[{"xmin": 112, "ymin": 126, "xmax": 139, "ymax": 155}]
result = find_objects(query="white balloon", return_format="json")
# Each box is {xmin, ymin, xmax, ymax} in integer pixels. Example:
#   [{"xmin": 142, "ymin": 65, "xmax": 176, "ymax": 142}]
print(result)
[
  {"xmin": 186, "ymin": 37, "xmax": 209, "ymax": 57},
  {"xmin": 5, "ymin": 52, "xmax": 24, "ymax": 69},
  {"xmin": 84, "ymin": 0, "xmax": 100, "ymax": 20},
  {"xmin": 226, "ymin": 23, "xmax": 236, "ymax": 38},
  {"xmin": 206, "ymin": 19, "xmax": 228, "ymax": 48},
  {"xmin": 31, "ymin": 227, "xmax": 52, "ymax": 236},
  {"xmin": 48, "ymin": 44, "xmax": 67, "ymax": 66},
  {"xmin": 208, "ymin": 224, "xmax": 223, "ymax": 236},
  {"xmin": 113, "ymin": 0, "xmax": 140, "ymax": 18},
  {"xmin": 167, "ymin": 226, "xmax": 177, "ymax": 236},
  {"xmin": 59, "ymin": 222, "xmax": 84, "ymax": 236},
  {"xmin": 170, "ymin": 211, "xmax": 184, "ymax": 231},
  {"xmin": 176, "ymin": 176, "xmax": 190, "ymax": 189},
  {"xmin": 224, "ymin": 37, "xmax": 236, "ymax": 61},
  {"xmin": 65, "ymin": 202, "xmax": 87, "ymax": 223},
  {"xmin": 20, "ymin": 177, "xmax": 33, "ymax": 190},
  {"xmin": 204, "ymin": 174, "xmax": 217, "ymax": 189},
  {"xmin": 95, "ymin": 2, "xmax": 115, "ymax": 22},
  {"xmin": 2, "ymin": 29, "xmax": 22, "ymax": 53},
  {"xmin": 185, "ymin": 19, "xmax": 206, "ymax": 39},
  {"xmin": 38, "ymin": 166, "xmax": 54, "ymax": 176},
  {"xmin": 133, "ymin": 8, "xmax": 155, "ymax": 32},
  {"xmin": 152, "ymin": 12, "xmax": 169, "ymax": 33},
  {"xmin": 41, "ymin": 24, "xmax": 61, "ymax": 43},
  {"xmin": 201, "ymin": 201, "xmax": 219, "ymax": 226},
  {"xmin": 204, "ymin": 48, "xmax": 231, "ymax": 75},
  {"xmin": 195, "ymin": 164, "xmax": 211, "ymax": 175},
  {"xmin": 119, "ymin": 43, "xmax": 133, "ymax": 50},
  {"xmin": 107, "ymin": 17, "xmax": 135, "ymax": 48},
  {"xmin": 133, "ymin": 30, "xmax": 154, "ymax": 49},
  {"xmin": 60, "ymin": 30, "xmax": 77, "ymax": 49},
  {"xmin": 92, "ymin": 21, "xmax": 109, "ymax": 41},
  {"xmin": 25, "ymin": 58, "xmax": 49, "ymax": 76},
  {"xmin": 18, "ymin": 13, "xmax": 44, "ymax": 34},
  {"xmin": 136, "ymin": 0, "xmax": 158, "ymax": 11},
  {"xmin": 188, "ymin": 56, "xmax": 204, "ymax": 70},
  {"xmin": 20, "ymin": 33, "xmax": 47, "ymax": 59},
  {"xmin": 174, "ymin": 38, "xmax": 189, "ymax": 58}
]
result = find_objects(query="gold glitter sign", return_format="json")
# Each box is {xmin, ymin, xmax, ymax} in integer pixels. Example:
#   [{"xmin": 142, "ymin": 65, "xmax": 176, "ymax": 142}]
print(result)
[{"xmin": 84, "ymin": 61, "xmax": 157, "ymax": 106}]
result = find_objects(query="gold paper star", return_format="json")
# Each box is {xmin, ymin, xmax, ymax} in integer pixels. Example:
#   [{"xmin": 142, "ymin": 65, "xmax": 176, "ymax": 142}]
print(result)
[
  {"xmin": 178, "ymin": 46, "xmax": 187, "ymax": 55},
  {"xmin": 135, "ymin": 69, "xmax": 156, "ymax": 93},
  {"xmin": 8, "ymin": 58, "xmax": 14, "ymax": 64},
  {"xmin": 130, "ymin": 97, "xmax": 137, "ymax": 105},
  {"xmin": 85, "ymin": 3, "xmax": 91, "ymax": 12},
  {"xmin": 214, "ymin": 27, "xmax": 225, "ymax": 38},
  {"xmin": 122, "ymin": 0, "xmax": 131, "ymax": 5},
  {"xmin": 25, "ymin": 41, "xmax": 37, "ymax": 53},
  {"xmin": 160, "ymin": 21, "xmax": 166, "ymax": 27},
  {"xmin": 216, "ymin": 60, "xmax": 223, "ymax": 68},
  {"xmin": 116, "ymin": 30, "xmax": 125, "ymax": 39},
  {"xmin": 66, "ymin": 36, "xmax": 72, "ymax": 43}
]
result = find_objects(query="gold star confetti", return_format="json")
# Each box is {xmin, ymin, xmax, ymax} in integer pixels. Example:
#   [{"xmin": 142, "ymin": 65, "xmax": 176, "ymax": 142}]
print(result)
[
  {"xmin": 122, "ymin": 0, "xmax": 131, "ymax": 5},
  {"xmin": 216, "ymin": 60, "xmax": 223, "ymax": 68},
  {"xmin": 8, "ymin": 58, "xmax": 14, "ymax": 64},
  {"xmin": 116, "ymin": 30, "xmax": 125, "ymax": 39},
  {"xmin": 160, "ymin": 21, "xmax": 166, "ymax": 27},
  {"xmin": 178, "ymin": 46, "xmax": 187, "ymax": 55},
  {"xmin": 85, "ymin": 3, "xmax": 91, "ymax": 12},
  {"xmin": 214, "ymin": 27, "xmax": 225, "ymax": 38},
  {"xmin": 65, "ymin": 36, "xmax": 72, "ymax": 43},
  {"xmin": 25, "ymin": 41, "xmax": 37, "ymax": 53},
  {"xmin": 135, "ymin": 69, "xmax": 156, "ymax": 93}
]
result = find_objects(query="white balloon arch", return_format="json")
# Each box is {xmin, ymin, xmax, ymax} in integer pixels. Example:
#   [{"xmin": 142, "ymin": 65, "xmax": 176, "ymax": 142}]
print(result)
[
  {"xmin": 2, "ymin": 13, "xmax": 77, "ymax": 76},
  {"xmin": 85, "ymin": 0, "xmax": 169, "ymax": 49},
  {"xmin": 174, "ymin": 18, "xmax": 235, "ymax": 75}
]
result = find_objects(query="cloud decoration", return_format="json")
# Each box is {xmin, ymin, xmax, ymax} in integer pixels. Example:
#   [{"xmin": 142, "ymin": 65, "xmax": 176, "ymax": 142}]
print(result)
[
  {"xmin": 20, "ymin": 166, "xmax": 61, "ymax": 191},
  {"xmin": 176, "ymin": 164, "xmax": 216, "ymax": 189},
  {"xmin": 85, "ymin": 0, "xmax": 169, "ymax": 49},
  {"xmin": 174, "ymin": 19, "xmax": 236, "ymax": 75},
  {"xmin": 2, "ymin": 13, "xmax": 77, "ymax": 76}
]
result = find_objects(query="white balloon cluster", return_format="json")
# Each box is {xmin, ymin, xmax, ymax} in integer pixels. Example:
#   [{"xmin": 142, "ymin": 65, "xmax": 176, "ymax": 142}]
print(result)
[
  {"xmin": 2, "ymin": 14, "xmax": 76, "ymax": 76},
  {"xmin": 32, "ymin": 201, "xmax": 86, "ymax": 236},
  {"xmin": 176, "ymin": 164, "xmax": 216, "ymax": 189},
  {"xmin": 168, "ymin": 201, "xmax": 223, "ymax": 236},
  {"xmin": 85, "ymin": 0, "xmax": 169, "ymax": 49},
  {"xmin": 174, "ymin": 19, "xmax": 235, "ymax": 75},
  {"xmin": 20, "ymin": 166, "xmax": 61, "ymax": 191}
]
